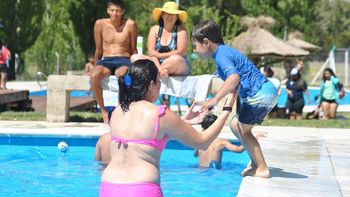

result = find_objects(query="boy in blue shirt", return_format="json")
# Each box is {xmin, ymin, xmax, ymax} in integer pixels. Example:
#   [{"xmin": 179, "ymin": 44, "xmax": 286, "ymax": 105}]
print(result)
[{"xmin": 191, "ymin": 20, "xmax": 277, "ymax": 178}]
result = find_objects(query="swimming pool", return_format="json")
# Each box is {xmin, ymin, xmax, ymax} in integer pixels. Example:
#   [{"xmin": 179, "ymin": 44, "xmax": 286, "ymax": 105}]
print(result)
[{"xmin": 0, "ymin": 136, "xmax": 249, "ymax": 197}]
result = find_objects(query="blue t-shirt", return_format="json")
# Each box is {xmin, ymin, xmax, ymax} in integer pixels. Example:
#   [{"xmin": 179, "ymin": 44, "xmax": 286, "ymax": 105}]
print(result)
[
  {"xmin": 286, "ymin": 79, "xmax": 307, "ymax": 101},
  {"xmin": 212, "ymin": 44, "xmax": 267, "ymax": 98}
]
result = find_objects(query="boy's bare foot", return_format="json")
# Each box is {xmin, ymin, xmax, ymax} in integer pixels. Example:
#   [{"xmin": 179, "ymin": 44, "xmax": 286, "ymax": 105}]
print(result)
[
  {"xmin": 241, "ymin": 161, "xmax": 254, "ymax": 176},
  {"xmin": 242, "ymin": 167, "xmax": 270, "ymax": 178}
]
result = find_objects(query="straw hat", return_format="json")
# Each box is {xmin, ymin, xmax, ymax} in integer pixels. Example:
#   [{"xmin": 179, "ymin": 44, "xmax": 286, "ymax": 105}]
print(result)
[{"xmin": 152, "ymin": 1, "xmax": 188, "ymax": 23}]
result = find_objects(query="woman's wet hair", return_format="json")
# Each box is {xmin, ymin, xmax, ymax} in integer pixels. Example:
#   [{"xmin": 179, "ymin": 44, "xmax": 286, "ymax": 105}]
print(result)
[
  {"xmin": 118, "ymin": 59, "xmax": 159, "ymax": 112},
  {"xmin": 191, "ymin": 20, "xmax": 224, "ymax": 44},
  {"xmin": 201, "ymin": 114, "xmax": 218, "ymax": 130},
  {"xmin": 322, "ymin": 68, "xmax": 336, "ymax": 81}
]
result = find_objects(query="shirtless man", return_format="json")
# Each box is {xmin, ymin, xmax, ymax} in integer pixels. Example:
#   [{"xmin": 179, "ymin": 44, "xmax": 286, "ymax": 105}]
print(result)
[
  {"xmin": 194, "ymin": 114, "xmax": 264, "ymax": 169},
  {"xmin": 194, "ymin": 114, "xmax": 244, "ymax": 169},
  {"xmin": 94, "ymin": 132, "xmax": 111, "ymax": 167},
  {"xmin": 91, "ymin": 0, "xmax": 138, "ymax": 123}
]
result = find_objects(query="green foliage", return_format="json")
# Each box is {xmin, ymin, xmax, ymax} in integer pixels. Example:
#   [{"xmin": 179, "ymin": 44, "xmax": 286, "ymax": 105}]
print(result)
[
  {"xmin": 24, "ymin": 0, "xmax": 85, "ymax": 75},
  {"xmin": 0, "ymin": 0, "xmax": 45, "ymax": 73},
  {"xmin": 1, "ymin": 0, "xmax": 349, "ymax": 77}
]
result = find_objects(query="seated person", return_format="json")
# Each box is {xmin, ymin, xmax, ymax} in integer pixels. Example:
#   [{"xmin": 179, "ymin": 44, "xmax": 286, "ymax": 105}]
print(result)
[
  {"xmin": 84, "ymin": 54, "xmax": 95, "ymax": 76},
  {"xmin": 194, "ymin": 114, "xmax": 244, "ymax": 169},
  {"xmin": 131, "ymin": 1, "xmax": 189, "ymax": 78}
]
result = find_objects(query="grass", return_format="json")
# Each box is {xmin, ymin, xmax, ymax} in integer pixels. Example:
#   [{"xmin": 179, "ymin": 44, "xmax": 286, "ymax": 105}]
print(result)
[
  {"xmin": 0, "ymin": 111, "xmax": 102, "ymax": 122},
  {"xmin": 0, "ymin": 111, "xmax": 349, "ymax": 128}
]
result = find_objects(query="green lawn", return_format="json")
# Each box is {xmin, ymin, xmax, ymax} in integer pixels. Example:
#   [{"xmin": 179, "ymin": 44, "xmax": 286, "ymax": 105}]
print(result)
[{"xmin": 0, "ymin": 111, "xmax": 349, "ymax": 128}]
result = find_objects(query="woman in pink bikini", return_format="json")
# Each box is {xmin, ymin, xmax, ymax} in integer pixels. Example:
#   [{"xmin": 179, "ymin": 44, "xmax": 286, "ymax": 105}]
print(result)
[{"xmin": 99, "ymin": 59, "xmax": 238, "ymax": 197}]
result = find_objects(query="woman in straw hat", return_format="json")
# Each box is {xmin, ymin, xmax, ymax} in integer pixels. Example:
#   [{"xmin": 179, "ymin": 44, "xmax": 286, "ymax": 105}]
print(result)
[{"xmin": 131, "ymin": 1, "xmax": 189, "ymax": 78}]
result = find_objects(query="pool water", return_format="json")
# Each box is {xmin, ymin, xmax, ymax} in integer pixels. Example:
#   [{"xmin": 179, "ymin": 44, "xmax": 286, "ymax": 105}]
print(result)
[{"xmin": 0, "ymin": 138, "xmax": 249, "ymax": 197}]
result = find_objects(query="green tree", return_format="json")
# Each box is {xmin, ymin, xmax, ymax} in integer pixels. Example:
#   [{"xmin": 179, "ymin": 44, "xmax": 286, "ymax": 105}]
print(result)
[
  {"xmin": 0, "ymin": 0, "xmax": 45, "ymax": 77},
  {"xmin": 24, "ymin": 0, "xmax": 85, "ymax": 75},
  {"xmin": 315, "ymin": 0, "xmax": 350, "ymax": 48}
]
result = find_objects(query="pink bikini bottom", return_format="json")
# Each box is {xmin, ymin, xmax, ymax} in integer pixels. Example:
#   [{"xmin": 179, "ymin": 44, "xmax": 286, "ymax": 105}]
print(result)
[{"xmin": 100, "ymin": 181, "xmax": 163, "ymax": 197}]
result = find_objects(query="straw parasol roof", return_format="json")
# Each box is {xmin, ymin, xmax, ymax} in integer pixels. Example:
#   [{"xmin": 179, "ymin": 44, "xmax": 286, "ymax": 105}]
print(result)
[
  {"xmin": 230, "ymin": 16, "xmax": 309, "ymax": 58},
  {"xmin": 287, "ymin": 31, "xmax": 321, "ymax": 52}
]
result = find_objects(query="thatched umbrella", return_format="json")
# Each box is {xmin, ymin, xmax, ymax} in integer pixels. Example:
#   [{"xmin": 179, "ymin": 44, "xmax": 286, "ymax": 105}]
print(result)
[
  {"xmin": 230, "ymin": 16, "xmax": 309, "ymax": 59},
  {"xmin": 287, "ymin": 31, "xmax": 321, "ymax": 52}
]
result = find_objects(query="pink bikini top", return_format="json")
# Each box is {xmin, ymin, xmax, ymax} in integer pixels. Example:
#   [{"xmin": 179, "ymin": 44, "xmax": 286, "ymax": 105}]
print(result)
[{"xmin": 110, "ymin": 105, "xmax": 168, "ymax": 152}]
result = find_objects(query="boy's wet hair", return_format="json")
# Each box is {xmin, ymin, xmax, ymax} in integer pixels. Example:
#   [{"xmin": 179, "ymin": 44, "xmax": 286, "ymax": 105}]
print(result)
[
  {"xmin": 118, "ymin": 59, "xmax": 159, "ymax": 112},
  {"xmin": 191, "ymin": 20, "xmax": 224, "ymax": 44},
  {"xmin": 201, "ymin": 114, "xmax": 218, "ymax": 130},
  {"xmin": 108, "ymin": 0, "xmax": 124, "ymax": 9}
]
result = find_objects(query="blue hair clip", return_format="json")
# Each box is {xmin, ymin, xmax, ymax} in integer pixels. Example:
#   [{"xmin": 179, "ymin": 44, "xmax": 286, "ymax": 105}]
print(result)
[{"xmin": 123, "ymin": 74, "xmax": 132, "ymax": 87}]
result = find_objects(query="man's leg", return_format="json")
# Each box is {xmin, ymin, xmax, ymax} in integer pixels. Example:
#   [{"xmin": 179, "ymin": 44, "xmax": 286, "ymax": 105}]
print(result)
[
  {"xmin": 91, "ymin": 66, "xmax": 112, "ymax": 124},
  {"xmin": 115, "ymin": 66, "xmax": 129, "ymax": 77}
]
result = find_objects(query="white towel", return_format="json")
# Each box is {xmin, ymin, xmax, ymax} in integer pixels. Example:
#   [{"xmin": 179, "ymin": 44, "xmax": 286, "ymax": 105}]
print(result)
[
  {"xmin": 100, "ymin": 75, "xmax": 213, "ymax": 106},
  {"xmin": 159, "ymin": 75, "xmax": 213, "ymax": 102}
]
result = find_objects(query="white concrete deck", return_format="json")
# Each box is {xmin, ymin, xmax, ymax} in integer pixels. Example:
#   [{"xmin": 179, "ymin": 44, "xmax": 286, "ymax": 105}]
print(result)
[{"xmin": 238, "ymin": 126, "xmax": 350, "ymax": 197}]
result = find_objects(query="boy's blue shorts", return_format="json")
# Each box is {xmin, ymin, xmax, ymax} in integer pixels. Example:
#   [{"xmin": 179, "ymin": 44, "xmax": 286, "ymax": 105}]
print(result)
[{"xmin": 237, "ymin": 81, "xmax": 278, "ymax": 125}]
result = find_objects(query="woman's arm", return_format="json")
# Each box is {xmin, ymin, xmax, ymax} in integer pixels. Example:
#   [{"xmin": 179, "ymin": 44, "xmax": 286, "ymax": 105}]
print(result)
[
  {"xmin": 163, "ymin": 91, "xmax": 238, "ymax": 150},
  {"xmin": 147, "ymin": 26, "xmax": 159, "ymax": 57}
]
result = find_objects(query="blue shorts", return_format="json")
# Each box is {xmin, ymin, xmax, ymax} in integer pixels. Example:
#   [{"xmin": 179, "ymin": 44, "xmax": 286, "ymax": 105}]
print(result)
[
  {"xmin": 237, "ymin": 81, "xmax": 278, "ymax": 125},
  {"xmin": 209, "ymin": 160, "xmax": 221, "ymax": 169},
  {"xmin": 96, "ymin": 57, "xmax": 131, "ymax": 75}
]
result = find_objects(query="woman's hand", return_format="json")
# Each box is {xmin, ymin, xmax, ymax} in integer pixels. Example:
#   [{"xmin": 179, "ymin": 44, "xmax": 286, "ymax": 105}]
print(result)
[
  {"xmin": 182, "ymin": 101, "xmax": 209, "ymax": 125},
  {"xmin": 201, "ymin": 98, "xmax": 218, "ymax": 111}
]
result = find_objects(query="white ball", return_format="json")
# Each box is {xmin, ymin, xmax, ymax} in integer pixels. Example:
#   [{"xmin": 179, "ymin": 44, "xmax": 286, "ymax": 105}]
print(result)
[{"xmin": 57, "ymin": 141, "xmax": 69, "ymax": 153}]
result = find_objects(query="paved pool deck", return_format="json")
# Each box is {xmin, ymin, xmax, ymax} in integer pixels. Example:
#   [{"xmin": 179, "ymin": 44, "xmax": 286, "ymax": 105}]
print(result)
[{"xmin": 0, "ymin": 121, "xmax": 349, "ymax": 196}]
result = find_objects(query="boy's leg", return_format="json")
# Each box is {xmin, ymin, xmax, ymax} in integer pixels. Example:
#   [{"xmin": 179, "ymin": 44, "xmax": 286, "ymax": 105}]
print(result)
[{"xmin": 230, "ymin": 117, "xmax": 270, "ymax": 178}]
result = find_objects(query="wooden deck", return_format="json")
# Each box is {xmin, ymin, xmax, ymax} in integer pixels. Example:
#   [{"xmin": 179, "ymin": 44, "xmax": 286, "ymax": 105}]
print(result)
[
  {"xmin": 0, "ymin": 89, "xmax": 32, "ymax": 111},
  {"xmin": 0, "ymin": 89, "xmax": 29, "ymax": 104},
  {"xmin": 0, "ymin": 89, "xmax": 96, "ymax": 112},
  {"xmin": 31, "ymin": 96, "xmax": 97, "ymax": 112}
]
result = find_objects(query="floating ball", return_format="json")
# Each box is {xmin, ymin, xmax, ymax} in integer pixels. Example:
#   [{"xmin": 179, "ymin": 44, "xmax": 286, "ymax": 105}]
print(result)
[{"xmin": 57, "ymin": 141, "xmax": 69, "ymax": 153}]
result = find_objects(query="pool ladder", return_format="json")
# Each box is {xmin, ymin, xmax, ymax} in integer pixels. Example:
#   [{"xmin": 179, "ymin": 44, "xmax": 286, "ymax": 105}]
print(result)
[{"xmin": 35, "ymin": 71, "xmax": 48, "ymax": 89}]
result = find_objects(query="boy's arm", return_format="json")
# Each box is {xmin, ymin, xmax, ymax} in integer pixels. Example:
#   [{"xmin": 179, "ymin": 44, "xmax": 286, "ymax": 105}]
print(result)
[
  {"xmin": 202, "ymin": 74, "xmax": 240, "ymax": 109},
  {"xmin": 220, "ymin": 139, "xmax": 244, "ymax": 153}
]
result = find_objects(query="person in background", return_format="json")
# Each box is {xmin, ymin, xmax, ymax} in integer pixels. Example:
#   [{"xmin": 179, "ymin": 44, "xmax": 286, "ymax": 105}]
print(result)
[
  {"xmin": 285, "ymin": 68, "xmax": 310, "ymax": 120},
  {"xmin": 84, "ymin": 54, "xmax": 95, "ymax": 76},
  {"xmin": 91, "ymin": 0, "xmax": 138, "ymax": 123},
  {"xmin": 263, "ymin": 66, "xmax": 281, "ymax": 118},
  {"xmin": 0, "ymin": 40, "xmax": 10, "ymax": 90},
  {"xmin": 317, "ymin": 68, "xmax": 344, "ymax": 119},
  {"xmin": 194, "ymin": 114, "xmax": 244, "ymax": 169},
  {"xmin": 131, "ymin": 1, "xmax": 189, "ymax": 78},
  {"xmin": 295, "ymin": 59, "xmax": 304, "ymax": 74},
  {"xmin": 99, "ymin": 59, "xmax": 238, "ymax": 196}
]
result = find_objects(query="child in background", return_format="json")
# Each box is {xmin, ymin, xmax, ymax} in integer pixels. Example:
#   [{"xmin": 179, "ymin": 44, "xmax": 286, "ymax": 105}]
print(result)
[{"xmin": 191, "ymin": 20, "xmax": 277, "ymax": 178}]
